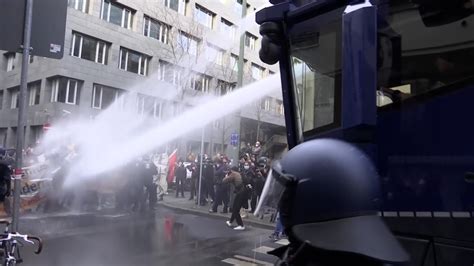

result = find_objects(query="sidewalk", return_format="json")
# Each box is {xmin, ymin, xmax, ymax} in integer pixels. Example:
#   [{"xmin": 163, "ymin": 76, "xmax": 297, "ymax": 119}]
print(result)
[{"xmin": 158, "ymin": 194, "xmax": 276, "ymax": 230}]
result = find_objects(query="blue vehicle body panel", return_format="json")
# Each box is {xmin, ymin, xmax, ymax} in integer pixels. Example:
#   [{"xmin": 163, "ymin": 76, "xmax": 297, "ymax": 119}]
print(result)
[
  {"xmin": 378, "ymin": 85, "xmax": 474, "ymax": 212},
  {"xmin": 342, "ymin": 6, "xmax": 377, "ymax": 129}
]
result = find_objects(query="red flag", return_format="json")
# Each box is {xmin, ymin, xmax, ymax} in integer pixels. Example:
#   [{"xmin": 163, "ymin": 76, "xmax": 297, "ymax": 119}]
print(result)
[{"xmin": 167, "ymin": 149, "xmax": 178, "ymax": 183}]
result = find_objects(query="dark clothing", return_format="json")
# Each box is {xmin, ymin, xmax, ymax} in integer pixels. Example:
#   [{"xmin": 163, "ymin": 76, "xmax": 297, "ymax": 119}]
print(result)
[
  {"xmin": 225, "ymin": 170, "xmax": 247, "ymax": 226},
  {"xmin": 0, "ymin": 161, "xmax": 11, "ymax": 201},
  {"xmin": 175, "ymin": 165, "xmax": 186, "ymax": 197},
  {"xmin": 250, "ymin": 169, "xmax": 265, "ymax": 212},
  {"xmin": 211, "ymin": 164, "xmax": 230, "ymax": 212},
  {"xmin": 212, "ymin": 184, "xmax": 229, "ymax": 212},
  {"xmin": 142, "ymin": 164, "xmax": 157, "ymax": 209},
  {"xmin": 203, "ymin": 163, "xmax": 215, "ymax": 201},
  {"xmin": 189, "ymin": 164, "xmax": 198, "ymax": 199},
  {"xmin": 229, "ymin": 191, "xmax": 246, "ymax": 226}
]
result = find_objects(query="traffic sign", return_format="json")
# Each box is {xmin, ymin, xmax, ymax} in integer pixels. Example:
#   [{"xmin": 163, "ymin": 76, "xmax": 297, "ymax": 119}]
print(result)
[
  {"xmin": 0, "ymin": 0, "xmax": 67, "ymax": 59},
  {"xmin": 230, "ymin": 133, "xmax": 239, "ymax": 146}
]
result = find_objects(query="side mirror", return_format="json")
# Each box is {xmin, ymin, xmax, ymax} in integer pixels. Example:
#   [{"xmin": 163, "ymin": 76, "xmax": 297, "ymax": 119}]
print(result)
[{"xmin": 259, "ymin": 22, "xmax": 284, "ymax": 65}]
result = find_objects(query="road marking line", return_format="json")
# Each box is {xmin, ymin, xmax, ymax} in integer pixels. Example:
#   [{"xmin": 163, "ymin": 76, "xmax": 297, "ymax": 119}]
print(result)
[
  {"xmin": 222, "ymin": 258, "xmax": 258, "ymax": 266},
  {"xmin": 275, "ymin": 239, "xmax": 289, "ymax": 245},
  {"xmin": 252, "ymin": 246, "xmax": 273, "ymax": 254},
  {"xmin": 234, "ymin": 255, "xmax": 273, "ymax": 266}
]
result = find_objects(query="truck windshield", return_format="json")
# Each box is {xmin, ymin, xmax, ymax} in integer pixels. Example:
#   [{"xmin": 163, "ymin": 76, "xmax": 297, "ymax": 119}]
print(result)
[{"xmin": 289, "ymin": 18, "xmax": 342, "ymax": 138}]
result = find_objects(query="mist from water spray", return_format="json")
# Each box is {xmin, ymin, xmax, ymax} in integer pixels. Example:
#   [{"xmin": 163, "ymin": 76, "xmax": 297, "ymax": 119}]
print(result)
[
  {"xmin": 38, "ymin": 73, "xmax": 281, "ymax": 187},
  {"xmin": 36, "ymin": 4, "xmax": 278, "ymax": 188}
]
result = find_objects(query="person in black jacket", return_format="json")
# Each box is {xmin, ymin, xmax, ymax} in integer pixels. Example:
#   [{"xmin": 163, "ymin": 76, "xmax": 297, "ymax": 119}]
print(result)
[
  {"xmin": 202, "ymin": 158, "xmax": 215, "ymax": 204},
  {"xmin": 142, "ymin": 160, "xmax": 157, "ymax": 210},
  {"xmin": 0, "ymin": 159, "xmax": 11, "ymax": 215},
  {"xmin": 210, "ymin": 159, "xmax": 230, "ymax": 213},
  {"xmin": 175, "ymin": 160, "xmax": 186, "ymax": 198}
]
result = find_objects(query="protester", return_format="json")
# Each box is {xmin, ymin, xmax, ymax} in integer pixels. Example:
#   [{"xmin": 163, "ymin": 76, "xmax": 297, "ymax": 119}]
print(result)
[
  {"xmin": 175, "ymin": 160, "xmax": 186, "ymax": 198},
  {"xmin": 223, "ymin": 166, "xmax": 250, "ymax": 230}
]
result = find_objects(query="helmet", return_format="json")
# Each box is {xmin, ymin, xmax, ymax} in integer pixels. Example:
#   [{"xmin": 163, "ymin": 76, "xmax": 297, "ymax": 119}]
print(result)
[
  {"xmin": 257, "ymin": 156, "xmax": 268, "ymax": 168},
  {"xmin": 256, "ymin": 139, "xmax": 408, "ymax": 263}
]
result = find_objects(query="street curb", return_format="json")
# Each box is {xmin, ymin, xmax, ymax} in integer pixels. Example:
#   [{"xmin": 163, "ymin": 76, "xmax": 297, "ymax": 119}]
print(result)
[{"xmin": 158, "ymin": 201, "xmax": 275, "ymax": 230}]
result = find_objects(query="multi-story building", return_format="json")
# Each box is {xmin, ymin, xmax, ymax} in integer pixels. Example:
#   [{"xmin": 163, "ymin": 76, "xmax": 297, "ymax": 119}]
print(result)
[{"xmin": 0, "ymin": 0, "xmax": 287, "ymax": 161}]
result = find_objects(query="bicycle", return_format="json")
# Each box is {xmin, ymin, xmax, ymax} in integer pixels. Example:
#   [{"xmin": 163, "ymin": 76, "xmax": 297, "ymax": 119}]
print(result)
[{"xmin": 0, "ymin": 220, "xmax": 43, "ymax": 266}]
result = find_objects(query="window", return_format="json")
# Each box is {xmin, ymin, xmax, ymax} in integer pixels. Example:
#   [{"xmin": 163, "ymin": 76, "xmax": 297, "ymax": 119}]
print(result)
[
  {"xmin": 0, "ymin": 91, "xmax": 3, "ymax": 110},
  {"xmin": 234, "ymin": 0, "xmax": 250, "ymax": 16},
  {"xmin": 220, "ymin": 18, "xmax": 236, "ymax": 41},
  {"xmin": 143, "ymin": 16, "xmax": 169, "ymax": 44},
  {"xmin": 119, "ymin": 48, "xmax": 149, "ymax": 76},
  {"xmin": 10, "ymin": 90, "xmax": 18, "ymax": 109},
  {"xmin": 245, "ymin": 32, "xmax": 257, "ymax": 50},
  {"xmin": 51, "ymin": 77, "xmax": 81, "ymax": 105},
  {"xmin": 177, "ymin": 32, "xmax": 199, "ymax": 56},
  {"xmin": 276, "ymin": 99, "xmax": 284, "ymax": 115},
  {"xmin": 269, "ymin": 71, "xmax": 275, "ymax": 75},
  {"xmin": 5, "ymin": 53, "xmax": 15, "ymax": 72},
  {"xmin": 164, "ymin": 0, "xmax": 187, "ymax": 15},
  {"xmin": 251, "ymin": 63, "xmax": 264, "ymax": 80},
  {"xmin": 158, "ymin": 61, "xmax": 182, "ymax": 86},
  {"xmin": 290, "ymin": 17, "xmax": 342, "ymax": 136},
  {"xmin": 190, "ymin": 73, "xmax": 211, "ymax": 93},
  {"xmin": 230, "ymin": 54, "xmax": 238, "ymax": 71},
  {"xmin": 68, "ymin": 0, "xmax": 88, "ymax": 12},
  {"xmin": 28, "ymin": 82, "xmax": 41, "ymax": 106},
  {"xmin": 71, "ymin": 32, "xmax": 108, "ymax": 64},
  {"xmin": 206, "ymin": 45, "xmax": 223, "ymax": 65},
  {"xmin": 136, "ymin": 94, "xmax": 162, "ymax": 118},
  {"xmin": 217, "ymin": 80, "xmax": 235, "ymax": 95},
  {"xmin": 261, "ymin": 97, "xmax": 271, "ymax": 111},
  {"xmin": 101, "ymin": 0, "xmax": 132, "ymax": 29},
  {"xmin": 92, "ymin": 84, "xmax": 123, "ymax": 109},
  {"xmin": 376, "ymin": 0, "xmax": 474, "ymax": 107},
  {"xmin": 194, "ymin": 4, "xmax": 215, "ymax": 28}
]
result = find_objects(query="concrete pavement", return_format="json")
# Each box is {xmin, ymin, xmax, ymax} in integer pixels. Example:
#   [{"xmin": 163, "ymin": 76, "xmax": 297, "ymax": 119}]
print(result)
[{"xmin": 157, "ymin": 193, "xmax": 276, "ymax": 230}]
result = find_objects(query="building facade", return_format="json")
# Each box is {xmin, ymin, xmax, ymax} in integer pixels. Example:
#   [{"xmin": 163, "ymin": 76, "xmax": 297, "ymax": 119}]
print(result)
[{"xmin": 0, "ymin": 0, "xmax": 286, "ymax": 160}]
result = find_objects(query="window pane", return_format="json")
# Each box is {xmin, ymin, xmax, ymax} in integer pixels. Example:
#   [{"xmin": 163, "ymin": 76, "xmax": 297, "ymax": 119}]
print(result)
[
  {"xmin": 101, "ymin": 86, "xmax": 116, "ymax": 108},
  {"xmin": 58, "ymin": 78, "xmax": 68, "ymax": 103},
  {"xmin": 109, "ymin": 4, "xmax": 123, "ymax": 26},
  {"xmin": 123, "ymin": 10, "xmax": 130, "ymax": 28},
  {"xmin": 149, "ymin": 20, "xmax": 160, "ymax": 39},
  {"xmin": 92, "ymin": 85, "xmax": 102, "ymax": 108},
  {"xmin": 376, "ymin": 0, "xmax": 474, "ymax": 106},
  {"xmin": 67, "ymin": 80, "xmax": 77, "ymax": 103},
  {"xmin": 97, "ymin": 42, "xmax": 105, "ymax": 64},
  {"xmin": 73, "ymin": 35, "xmax": 81, "ymax": 57},
  {"xmin": 144, "ymin": 17, "xmax": 149, "ymax": 36},
  {"xmin": 140, "ymin": 57, "xmax": 147, "ymax": 75},
  {"xmin": 101, "ymin": 2, "xmax": 108, "ymax": 19},
  {"xmin": 81, "ymin": 37, "xmax": 97, "ymax": 61},
  {"xmin": 128, "ymin": 52, "xmax": 140, "ymax": 73},
  {"xmin": 169, "ymin": 0, "xmax": 179, "ymax": 12},
  {"xmin": 290, "ymin": 19, "xmax": 341, "ymax": 134},
  {"xmin": 120, "ymin": 50, "xmax": 127, "ymax": 69},
  {"xmin": 78, "ymin": 0, "xmax": 85, "ymax": 11}
]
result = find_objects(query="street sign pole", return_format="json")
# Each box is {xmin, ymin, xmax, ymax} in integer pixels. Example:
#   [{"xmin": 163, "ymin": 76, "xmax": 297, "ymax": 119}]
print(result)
[
  {"xmin": 12, "ymin": 0, "xmax": 34, "ymax": 232},
  {"xmin": 198, "ymin": 127, "xmax": 205, "ymax": 207}
]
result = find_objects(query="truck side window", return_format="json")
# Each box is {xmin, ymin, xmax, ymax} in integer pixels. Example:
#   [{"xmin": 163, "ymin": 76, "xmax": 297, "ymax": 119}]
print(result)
[{"xmin": 376, "ymin": 0, "xmax": 474, "ymax": 107}]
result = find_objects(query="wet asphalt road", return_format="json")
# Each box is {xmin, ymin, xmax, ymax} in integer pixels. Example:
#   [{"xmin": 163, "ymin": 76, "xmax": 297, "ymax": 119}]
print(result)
[{"xmin": 16, "ymin": 207, "xmax": 280, "ymax": 266}]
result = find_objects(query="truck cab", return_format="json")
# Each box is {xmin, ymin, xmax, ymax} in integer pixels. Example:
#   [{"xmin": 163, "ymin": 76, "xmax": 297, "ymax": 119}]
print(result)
[{"xmin": 256, "ymin": 0, "xmax": 474, "ymax": 265}]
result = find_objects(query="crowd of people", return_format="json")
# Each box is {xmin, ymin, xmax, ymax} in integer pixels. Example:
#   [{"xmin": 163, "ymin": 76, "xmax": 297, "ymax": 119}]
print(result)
[{"xmin": 0, "ymin": 142, "xmax": 282, "ymax": 236}]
